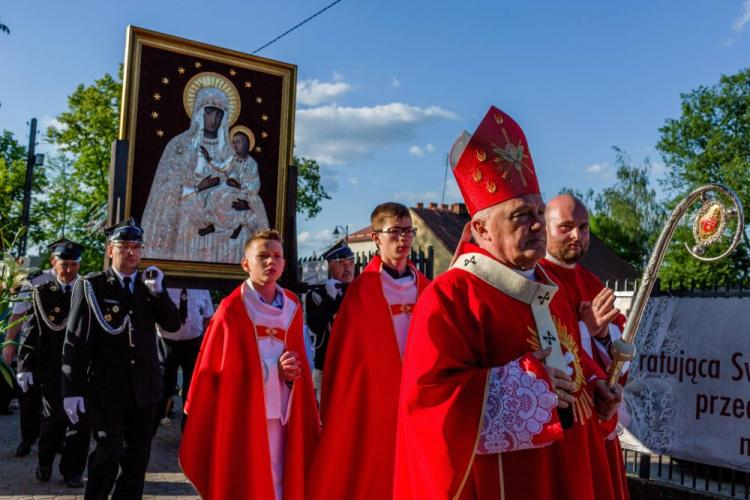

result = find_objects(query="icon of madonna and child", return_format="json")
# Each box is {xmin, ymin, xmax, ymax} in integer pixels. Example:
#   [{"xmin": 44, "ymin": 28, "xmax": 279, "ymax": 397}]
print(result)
[{"xmin": 141, "ymin": 72, "xmax": 269, "ymax": 263}]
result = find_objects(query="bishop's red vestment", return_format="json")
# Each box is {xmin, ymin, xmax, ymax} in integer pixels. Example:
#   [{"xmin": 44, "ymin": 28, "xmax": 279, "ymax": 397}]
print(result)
[
  {"xmin": 540, "ymin": 257, "xmax": 630, "ymax": 500},
  {"xmin": 179, "ymin": 284, "xmax": 319, "ymax": 499},
  {"xmin": 307, "ymin": 256, "xmax": 429, "ymax": 499},
  {"xmin": 394, "ymin": 244, "xmax": 618, "ymax": 500}
]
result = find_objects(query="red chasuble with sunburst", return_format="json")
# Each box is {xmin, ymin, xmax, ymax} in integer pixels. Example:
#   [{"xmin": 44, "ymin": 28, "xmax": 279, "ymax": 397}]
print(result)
[
  {"xmin": 540, "ymin": 258, "xmax": 630, "ymax": 500},
  {"xmin": 306, "ymin": 256, "xmax": 429, "ymax": 500},
  {"xmin": 394, "ymin": 244, "xmax": 619, "ymax": 500}
]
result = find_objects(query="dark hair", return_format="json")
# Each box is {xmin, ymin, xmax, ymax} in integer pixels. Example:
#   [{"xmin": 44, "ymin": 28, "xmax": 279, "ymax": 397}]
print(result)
[{"xmin": 370, "ymin": 202, "xmax": 410, "ymax": 229}]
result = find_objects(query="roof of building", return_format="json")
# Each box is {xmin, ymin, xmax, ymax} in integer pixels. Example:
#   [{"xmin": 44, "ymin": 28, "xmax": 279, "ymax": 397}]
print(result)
[
  {"xmin": 333, "ymin": 201, "xmax": 640, "ymax": 284},
  {"xmin": 580, "ymin": 233, "xmax": 640, "ymax": 284}
]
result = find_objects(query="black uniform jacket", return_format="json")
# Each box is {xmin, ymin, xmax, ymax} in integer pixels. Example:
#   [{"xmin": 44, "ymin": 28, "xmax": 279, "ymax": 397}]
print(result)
[
  {"xmin": 62, "ymin": 269, "xmax": 180, "ymax": 411},
  {"xmin": 18, "ymin": 279, "xmax": 73, "ymax": 399}
]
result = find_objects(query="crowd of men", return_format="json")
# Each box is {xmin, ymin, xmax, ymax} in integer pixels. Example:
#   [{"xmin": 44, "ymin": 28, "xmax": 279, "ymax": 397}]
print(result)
[{"xmin": 0, "ymin": 104, "xmax": 633, "ymax": 499}]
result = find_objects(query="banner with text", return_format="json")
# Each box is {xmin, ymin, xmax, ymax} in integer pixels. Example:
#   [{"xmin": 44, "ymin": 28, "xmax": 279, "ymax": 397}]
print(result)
[{"xmin": 625, "ymin": 296, "xmax": 750, "ymax": 471}]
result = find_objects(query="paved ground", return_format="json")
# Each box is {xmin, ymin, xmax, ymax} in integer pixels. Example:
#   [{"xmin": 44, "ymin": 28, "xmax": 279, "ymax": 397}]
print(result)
[{"xmin": 0, "ymin": 399, "xmax": 199, "ymax": 499}]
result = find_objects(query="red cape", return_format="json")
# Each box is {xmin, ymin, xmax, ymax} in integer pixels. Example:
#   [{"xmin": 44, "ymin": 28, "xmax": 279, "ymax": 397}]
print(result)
[
  {"xmin": 307, "ymin": 256, "xmax": 430, "ymax": 499},
  {"xmin": 395, "ymin": 244, "xmax": 617, "ymax": 499},
  {"xmin": 540, "ymin": 258, "xmax": 630, "ymax": 500},
  {"xmin": 179, "ymin": 285, "xmax": 319, "ymax": 499}
]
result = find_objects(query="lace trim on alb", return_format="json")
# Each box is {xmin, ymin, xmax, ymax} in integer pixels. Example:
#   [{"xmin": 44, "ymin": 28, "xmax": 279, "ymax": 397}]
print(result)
[{"xmin": 477, "ymin": 360, "xmax": 557, "ymax": 454}]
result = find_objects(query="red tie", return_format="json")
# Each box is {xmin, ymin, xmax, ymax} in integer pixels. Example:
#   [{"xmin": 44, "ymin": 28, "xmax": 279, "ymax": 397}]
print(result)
[
  {"xmin": 256, "ymin": 325, "xmax": 286, "ymax": 343},
  {"xmin": 389, "ymin": 303, "xmax": 415, "ymax": 316}
]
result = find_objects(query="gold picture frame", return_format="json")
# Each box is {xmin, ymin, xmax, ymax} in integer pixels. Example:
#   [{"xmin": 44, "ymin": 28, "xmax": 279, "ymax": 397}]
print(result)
[{"xmin": 117, "ymin": 26, "xmax": 296, "ymax": 280}]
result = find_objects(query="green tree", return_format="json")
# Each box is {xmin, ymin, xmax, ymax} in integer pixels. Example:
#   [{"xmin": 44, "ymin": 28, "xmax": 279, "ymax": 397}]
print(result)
[
  {"xmin": 294, "ymin": 155, "xmax": 330, "ymax": 219},
  {"xmin": 0, "ymin": 130, "xmax": 48, "ymax": 246},
  {"xmin": 583, "ymin": 147, "xmax": 665, "ymax": 271},
  {"xmin": 45, "ymin": 72, "xmax": 120, "ymax": 273},
  {"xmin": 656, "ymin": 68, "xmax": 750, "ymax": 284},
  {"xmin": 43, "ymin": 70, "xmax": 331, "ymax": 271}
]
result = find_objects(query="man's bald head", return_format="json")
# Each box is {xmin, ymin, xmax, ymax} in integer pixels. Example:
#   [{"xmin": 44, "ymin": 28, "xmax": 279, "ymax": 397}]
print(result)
[{"xmin": 545, "ymin": 194, "xmax": 590, "ymax": 264}]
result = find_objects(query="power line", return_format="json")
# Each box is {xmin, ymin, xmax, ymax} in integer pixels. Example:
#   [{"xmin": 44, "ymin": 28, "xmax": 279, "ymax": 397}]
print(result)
[{"xmin": 252, "ymin": 0, "xmax": 343, "ymax": 55}]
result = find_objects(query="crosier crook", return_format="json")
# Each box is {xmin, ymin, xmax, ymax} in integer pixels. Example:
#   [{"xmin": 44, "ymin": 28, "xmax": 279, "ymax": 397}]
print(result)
[{"xmin": 607, "ymin": 183, "xmax": 745, "ymax": 388}]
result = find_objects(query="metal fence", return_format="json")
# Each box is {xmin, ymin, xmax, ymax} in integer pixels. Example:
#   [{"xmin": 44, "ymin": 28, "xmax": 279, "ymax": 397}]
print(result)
[
  {"xmin": 623, "ymin": 448, "xmax": 750, "ymax": 498},
  {"xmin": 297, "ymin": 245, "xmax": 434, "ymax": 283},
  {"xmin": 611, "ymin": 279, "xmax": 750, "ymax": 498}
]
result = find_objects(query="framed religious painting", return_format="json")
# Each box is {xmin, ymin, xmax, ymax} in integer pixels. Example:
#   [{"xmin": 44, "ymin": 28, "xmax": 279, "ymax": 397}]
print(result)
[{"xmin": 116, "ymin": 26, "xmax": 296, "ymax": 280}]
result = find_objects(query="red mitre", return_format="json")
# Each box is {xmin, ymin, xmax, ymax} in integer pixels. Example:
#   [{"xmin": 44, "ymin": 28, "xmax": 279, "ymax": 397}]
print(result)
[{"xmin": 449, "ymin": 106, "xmax": 540, "ymax": 216}]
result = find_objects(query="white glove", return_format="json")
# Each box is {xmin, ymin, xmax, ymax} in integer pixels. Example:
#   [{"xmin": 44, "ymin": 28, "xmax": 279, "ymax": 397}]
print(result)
[
  {"xmin": 63, "ymin": 396, "xmax": 86, "ymax": 425},
  {"xmin": 16, "ymin": 372, "xmax": 33, "ymax": 393},
  {"xmin": 323, "ymin": 279, "xmax": 340, "ymax": 300},
  {"xmin": 143, "ymin": 266, "xmax": 164, "ymax": 295}
]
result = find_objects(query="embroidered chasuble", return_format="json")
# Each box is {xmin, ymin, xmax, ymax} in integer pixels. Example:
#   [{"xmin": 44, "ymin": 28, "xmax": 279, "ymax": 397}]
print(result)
[
  {"xmin": 540, "ymin": 258, "xmax": 630, "ymax": 500},
  {"xmin": 394, "ymin": 243, "xmax": 619, "ymax": 500},
  {"xmin": 307, "ymin": 256, "xmax": 430, "ymax": 500},
  {"xmin": 179, "ymin": 284, "xmax": 319, "ymax": 500}
]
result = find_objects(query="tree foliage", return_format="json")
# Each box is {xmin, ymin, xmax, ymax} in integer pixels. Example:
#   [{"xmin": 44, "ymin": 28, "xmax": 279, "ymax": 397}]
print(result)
[
  {"xmin": 294, "ymin": 155, "xmax": 330, "ymax": 219},
  {"xmin": 0, "ymin": 131, "xmax": 48, "ymax": 246},
  {"xmin": 584, "ymin": 148, "xmax": 665, "ymax": 271},
  {"xmin": 38, "ymin": 70, "xmax": 330, "ymax": 271},
  {"xmin": 656, "ymin": 68, "xmax": 750, "ymax": 284}
]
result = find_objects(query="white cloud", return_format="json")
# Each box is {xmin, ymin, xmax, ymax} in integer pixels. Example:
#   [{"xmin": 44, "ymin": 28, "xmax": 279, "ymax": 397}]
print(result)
[
  {"xmin": 295, "ymin": 103, "xmax": 457, "ymax": 165},
  {"xmin": 297, "ymin": 229, "xmax": 336, "ymax": 256},
  {"xmin": 583, "ymin": 161, "xmax": 614, "ymax": 177},
  {"xmin": 733, "ymin": 0, "xmax": 750, "ymax": 31},
  {"xmin": 297, "ymin": 78, "xmax": 352, "ymax": 106},
  {"xmin": 390, "ymin": 77, "xmax": 401, "ymax": 88},
  {"xmin": 41, "ymin": 115, "xmax": 66, "ymax": 133},
  {"xmin": 409, "ymin": 143, "xmax": 437, "ymax": 157}
]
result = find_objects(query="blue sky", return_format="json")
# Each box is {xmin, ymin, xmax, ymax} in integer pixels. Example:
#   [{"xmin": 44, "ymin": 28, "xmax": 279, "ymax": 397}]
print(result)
[{"xmin": 2, "ymin": 1, "xmax": 750, "ymax": 256}]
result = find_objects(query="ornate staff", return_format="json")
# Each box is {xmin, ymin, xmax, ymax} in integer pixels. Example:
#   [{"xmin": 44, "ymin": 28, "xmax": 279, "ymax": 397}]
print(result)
[{"xmin": 607, "ymin": 183, "xmax": 745, "ymax": 387}]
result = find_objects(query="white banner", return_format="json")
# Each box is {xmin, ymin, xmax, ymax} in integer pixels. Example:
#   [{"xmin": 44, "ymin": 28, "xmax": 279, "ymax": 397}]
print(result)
[{"xmin": 625, "ymin": 296, "xmax": 750, "ymax": 472}]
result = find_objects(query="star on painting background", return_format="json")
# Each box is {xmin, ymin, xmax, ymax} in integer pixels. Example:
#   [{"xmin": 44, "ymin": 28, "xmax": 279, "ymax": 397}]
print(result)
[{"xmin": 150, "ymin": 62, "xmax": 274, "ymax": 153}]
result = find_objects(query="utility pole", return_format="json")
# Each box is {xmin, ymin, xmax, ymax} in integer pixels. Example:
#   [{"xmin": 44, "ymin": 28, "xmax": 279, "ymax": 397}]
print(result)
[{"xmin": 18, "ymin": 118, "xmax": 38, "ymax": 256}]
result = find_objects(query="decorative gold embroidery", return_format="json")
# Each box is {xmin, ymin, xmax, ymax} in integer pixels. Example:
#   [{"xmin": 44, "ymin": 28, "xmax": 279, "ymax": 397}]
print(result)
[
  {"xmin": 472, "ymin": 169, "xmax": 483, "ymax": 182},
  {"xmin": 527, "ymin": 317, "xmax": 593, "ymax": 424},
  {"xmin": 491, "ymin": 129, "xmax": 534, "ymax": 187},
  {"xmin": 476, "ymin": 150, "xmax": 487, "ymax": 162},
  {"xmin": 487, "ymin": 180, "xmax": 497, "ymax": 193}
]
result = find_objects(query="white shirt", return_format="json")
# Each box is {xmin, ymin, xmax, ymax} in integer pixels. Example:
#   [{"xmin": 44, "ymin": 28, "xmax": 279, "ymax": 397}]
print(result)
[
  {"xmin": 158, "ymin": 288, "xmax": 214, "ymax": 341},
  {"xmin": 380, "ymin": 270, "xmax": 418, "ymax": 358},
  {"xmin": 111, "ymin": 268, "xmax": 137, "ymax": 293},
  {"xmin": 242, "ymin": 280, "xmax": 295, "ymax": 423},
  {"xmin": 12, "ymin": 270, "xmax": 55, "ymax": 315}
]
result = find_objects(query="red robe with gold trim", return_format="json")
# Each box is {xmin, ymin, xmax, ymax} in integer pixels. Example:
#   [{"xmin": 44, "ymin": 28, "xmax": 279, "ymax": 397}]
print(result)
[
  {"xmin": 394, "ymin": 244, "xmax": 617, "ymax": 500},
  {"xmin": 307, "ymin": 256, "xmax": 429, "ymax": 499},
  {"xmin": 540, "ymin": 258, "xmax": 630, "ymax": 500},
  {"xmin": 179, "ymin": 286, "xmax": 319, "ymax": 499}
]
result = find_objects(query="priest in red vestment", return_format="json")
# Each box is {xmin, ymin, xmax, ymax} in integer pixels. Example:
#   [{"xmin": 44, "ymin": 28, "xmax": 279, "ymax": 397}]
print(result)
[
  {"xmin": 394, "ymin": 106, "xmax": 625, "ymax": 499},
  {"xmin": 307, "ymin": 202, "xmax": 430, "ymax": 500},
  {"xmin": 540, "ymin": 193, "xmax": 630, "ymax": 500},
  {"xmin": 179, "ymin": 230, "xmax": 319, "ymax": 500}
]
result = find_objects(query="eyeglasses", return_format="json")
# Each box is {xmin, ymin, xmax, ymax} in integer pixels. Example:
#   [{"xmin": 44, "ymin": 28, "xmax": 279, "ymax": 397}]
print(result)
[
  {"xmin": 374, "ymin": 227, "xmax": 418, "ymax": 238},
  {"xmin": 113, "ymin": 243, "xmax": 144, "ymax": 253}
]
